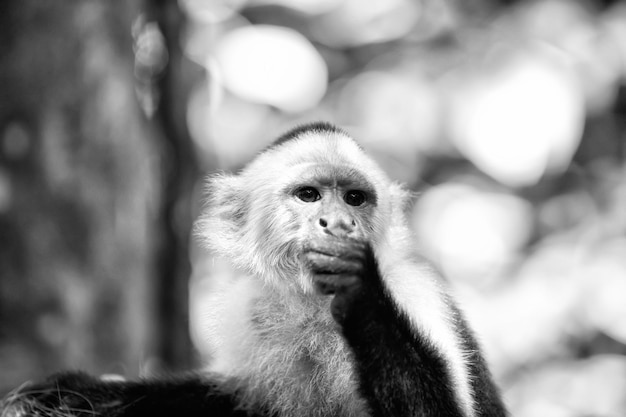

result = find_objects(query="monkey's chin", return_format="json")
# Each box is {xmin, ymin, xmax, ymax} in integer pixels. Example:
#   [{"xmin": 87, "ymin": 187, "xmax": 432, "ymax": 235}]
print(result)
[{"xmin": 289, "ymin": 268, "xmax": 320, "ymax": 296}]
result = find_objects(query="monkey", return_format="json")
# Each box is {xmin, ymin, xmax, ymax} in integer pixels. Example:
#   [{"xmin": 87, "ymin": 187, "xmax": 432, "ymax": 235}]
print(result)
[{"xmin": 0, "ymin": 122, "xmax": 507, "ymax": 417}]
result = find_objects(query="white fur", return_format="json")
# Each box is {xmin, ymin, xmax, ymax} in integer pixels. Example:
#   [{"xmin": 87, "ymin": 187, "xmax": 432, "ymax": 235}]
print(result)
[
  {"xmin": 196, "ymin": 260, "xmax": 369, "ymax": 416},
  {"xmin": 195, "ymin": 127, "xmax": 475, "ymax": 416}
]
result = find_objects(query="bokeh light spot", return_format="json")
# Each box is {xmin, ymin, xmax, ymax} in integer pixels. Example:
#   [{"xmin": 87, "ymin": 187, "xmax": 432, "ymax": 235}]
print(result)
[
  {"xmin": 450, "ymin": 48, "xmax": 584, "ymax": 187},
  {"xmin": 213, "ymin": 25, "xmax": 328, "ymax": 112},
  {"xmin": 413, "ymin": 183, "xmax": 533, "ymax": 282}
]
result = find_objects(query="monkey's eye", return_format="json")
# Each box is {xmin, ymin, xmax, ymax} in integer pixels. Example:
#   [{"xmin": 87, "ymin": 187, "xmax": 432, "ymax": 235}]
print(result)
[
  {"xmin": 344, "ymin": 190, "xmax": 367, "ymax": 206},
  {"xmin": 295, "ymin": 187, "xmax": 321, "ymax": 203}
]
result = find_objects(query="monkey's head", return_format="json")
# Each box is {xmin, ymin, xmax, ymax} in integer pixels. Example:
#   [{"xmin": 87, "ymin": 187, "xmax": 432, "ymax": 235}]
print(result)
[{"xmin": 196, "ymin": 122, "xmax": 411, "ymax": 293}]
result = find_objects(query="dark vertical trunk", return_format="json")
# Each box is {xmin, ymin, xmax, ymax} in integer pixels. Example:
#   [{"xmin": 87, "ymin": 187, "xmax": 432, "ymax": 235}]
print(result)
[{"xmin": 145, "ymin": 0, "xmax": 202, "ymax": 370}]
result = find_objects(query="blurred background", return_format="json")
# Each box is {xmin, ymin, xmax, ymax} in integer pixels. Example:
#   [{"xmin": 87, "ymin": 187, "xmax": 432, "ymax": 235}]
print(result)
[{"xmin": 1, "ymin": 0, "xmax": 625, "ymax": 415}]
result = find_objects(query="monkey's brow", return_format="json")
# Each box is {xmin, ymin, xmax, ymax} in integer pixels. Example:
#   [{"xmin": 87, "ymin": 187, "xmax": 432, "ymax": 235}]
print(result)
[{"xmin": 294, "ymin": 165, "xmax": 377, "ymax": 195}]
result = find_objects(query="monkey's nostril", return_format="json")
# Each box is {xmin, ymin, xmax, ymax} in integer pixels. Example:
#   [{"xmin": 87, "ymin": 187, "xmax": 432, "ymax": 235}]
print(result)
[
  {"xmin": 319, "ymin": 218, "xmax": 328, "ymax": 228},
  {"xmin": 351, "ymin": 220, "xmax": 356, "ymax": 227}
]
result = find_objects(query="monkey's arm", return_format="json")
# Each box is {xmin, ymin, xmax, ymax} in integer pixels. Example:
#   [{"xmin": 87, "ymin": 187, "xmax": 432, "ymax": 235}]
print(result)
[
  {"xmin": 0, "ymin": 371, "xmax": 267, "ymax": 417},
  {"xmin": 306, "ymin": 238, "xmax": 507, "ymax": 417}
]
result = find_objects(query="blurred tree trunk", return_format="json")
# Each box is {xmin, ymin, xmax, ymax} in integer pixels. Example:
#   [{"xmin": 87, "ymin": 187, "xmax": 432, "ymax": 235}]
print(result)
[
  {"xmin": 146, "ymin": 0, "xmax": 201, "ymax": 370},
  {"xmin": 0, "ymin": 0, "xmax": 197, "ymax": 391}
]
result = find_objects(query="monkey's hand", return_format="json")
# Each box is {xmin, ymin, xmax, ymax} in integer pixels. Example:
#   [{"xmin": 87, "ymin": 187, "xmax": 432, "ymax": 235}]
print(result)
[{"xmin": 304, "ymin": 237, "xmax": 383, "ymax": 324}]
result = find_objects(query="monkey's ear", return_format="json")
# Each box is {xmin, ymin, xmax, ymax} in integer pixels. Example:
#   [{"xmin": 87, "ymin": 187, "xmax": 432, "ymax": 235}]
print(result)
[
  {"xmin": 207, "ymin": 174, "xmax": 247, "ymax": 222},
  {"xmin": 195, "ymin": 174, "xmax": 248, "ymax": 251}
]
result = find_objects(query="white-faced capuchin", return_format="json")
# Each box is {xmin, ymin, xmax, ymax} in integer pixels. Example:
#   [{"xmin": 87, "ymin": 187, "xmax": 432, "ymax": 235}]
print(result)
[{"xmin": 0, "ymin": 122, "xmax": 507, "ymax": 417}]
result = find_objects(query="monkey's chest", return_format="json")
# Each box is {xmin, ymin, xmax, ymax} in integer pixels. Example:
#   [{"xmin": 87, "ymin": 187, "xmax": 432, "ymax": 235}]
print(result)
[{"xmin": 241, "ymin": 298, "xmax": 370, "ymax": 416}]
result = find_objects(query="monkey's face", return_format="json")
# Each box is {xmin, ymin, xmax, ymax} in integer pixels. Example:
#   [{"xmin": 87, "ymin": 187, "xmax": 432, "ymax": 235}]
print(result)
[
  {"xmin": 283, "ymin": 163, "xmax": 377, "ymax": 244},
  {"xmin": 197, "ymin": 130, "xmax": 400, "ymax": 293},
  {"xmin": 241, "ymin": 161, "xmax": 371, "ymax": 294}
]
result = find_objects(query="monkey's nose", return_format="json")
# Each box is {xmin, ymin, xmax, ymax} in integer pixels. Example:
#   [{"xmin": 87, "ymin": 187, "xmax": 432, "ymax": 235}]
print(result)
[{"xmin": 318, "ymin": 216, "xmax": 356, "ymax": 238}]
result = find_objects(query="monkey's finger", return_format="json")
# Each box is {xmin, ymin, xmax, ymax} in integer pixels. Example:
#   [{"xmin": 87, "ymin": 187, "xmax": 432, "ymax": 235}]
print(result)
[
  {"xmin": 306, "ymin": 238, "xmax": 367, "ymax": 261},
  {"xmin": 314, "ymin": 274, "xmax": 337, "ymax": 295},
  {"xmin": 304, "ymin": 251, "xmax": 363, "ymax": 274},
  {"xmin": 313, "ymin": 274, "xmax": 359, "ymax": 295}
]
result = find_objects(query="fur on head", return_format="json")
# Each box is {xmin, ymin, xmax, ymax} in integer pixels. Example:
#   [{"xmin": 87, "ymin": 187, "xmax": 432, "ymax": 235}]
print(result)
[{"xmin": 195, "ymin": 122, "xmax": 411, "ymax": 294}]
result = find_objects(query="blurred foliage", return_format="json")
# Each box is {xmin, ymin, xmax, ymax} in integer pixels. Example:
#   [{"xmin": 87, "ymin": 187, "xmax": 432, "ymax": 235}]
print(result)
[
  {"xmin": 0, "ymin": 0, "xmax": 197, "ymax": 393},
  {"xmin": 0, "ymin": 0, "xmax": 157, "ymax": 382},
  {"xmin": 1, "ymin": 0, "xmax": 625, "ymax": 416}
]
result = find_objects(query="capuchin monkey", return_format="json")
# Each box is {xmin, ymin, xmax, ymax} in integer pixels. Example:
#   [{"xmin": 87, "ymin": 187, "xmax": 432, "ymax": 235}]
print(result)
[{"xmin": 0, "ymin": 122, "xmax": 507, "ymax": 417}]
